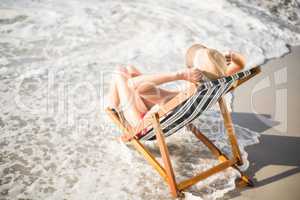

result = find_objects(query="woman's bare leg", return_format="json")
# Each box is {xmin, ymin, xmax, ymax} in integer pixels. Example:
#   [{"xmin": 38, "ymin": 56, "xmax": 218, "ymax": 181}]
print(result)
[
  {"xmin": 107, "ymin": 65, "xmax": 143, "ymax": 109},
  {"xmin": 114, "ymin": 67, "xmax": 149, "ymax": 127}
]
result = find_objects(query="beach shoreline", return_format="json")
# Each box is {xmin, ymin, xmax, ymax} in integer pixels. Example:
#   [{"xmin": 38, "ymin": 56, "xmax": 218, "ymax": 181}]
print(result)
[{"xmin": 226, "ymin": 45, "xmax": 300, "ymax": 200}]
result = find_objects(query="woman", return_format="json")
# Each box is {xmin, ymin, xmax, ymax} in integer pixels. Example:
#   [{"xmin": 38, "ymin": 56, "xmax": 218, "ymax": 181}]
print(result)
[{"xmin": 107, "ymin": 44, "xmax": 246, "ymax": 131}]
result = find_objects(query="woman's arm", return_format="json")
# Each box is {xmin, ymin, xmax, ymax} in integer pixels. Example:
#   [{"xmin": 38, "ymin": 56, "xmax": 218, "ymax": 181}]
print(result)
[{"xmin": 128, "ymin": 68, "xmax": 202, "ymax": 93}]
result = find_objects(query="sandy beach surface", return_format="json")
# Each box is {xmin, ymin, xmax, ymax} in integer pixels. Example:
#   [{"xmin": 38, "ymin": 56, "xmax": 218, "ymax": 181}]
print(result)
[{"xmin": 226, "ymin": 45, "xmax": 300, "ymax": 200}]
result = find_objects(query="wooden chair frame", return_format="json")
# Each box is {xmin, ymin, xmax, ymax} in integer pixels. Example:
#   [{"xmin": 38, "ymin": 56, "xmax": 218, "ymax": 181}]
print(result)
[{"xmin": 105, "ymin": 67, "xmax": 261, "ymax": 198}]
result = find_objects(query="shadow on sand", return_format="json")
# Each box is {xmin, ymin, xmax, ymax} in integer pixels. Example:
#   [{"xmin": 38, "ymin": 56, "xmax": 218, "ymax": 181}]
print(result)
[{"xmin": 224, "ymin": 112, "xmax": 300, "ymax": 199}]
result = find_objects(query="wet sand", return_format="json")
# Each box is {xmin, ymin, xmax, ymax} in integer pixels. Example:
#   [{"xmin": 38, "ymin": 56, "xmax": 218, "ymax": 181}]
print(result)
[{"xmin": 226, "ymin": 46, "xmax": 300, "ymax": 200}]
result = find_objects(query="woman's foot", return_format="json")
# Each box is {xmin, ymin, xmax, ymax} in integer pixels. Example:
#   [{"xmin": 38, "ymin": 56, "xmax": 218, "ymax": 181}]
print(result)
[
  {"xmin": 116, "ymin": 66, "xmax": 130, "ymax": 77},
  {"xmin": 120, "ymin": 133, "xmax": 132, "ymax": 141},
  {"xmin": 176, "ymin": 68, "xmax": 203, "ymax": 83},
  {"xmin": 126, "ymin": 65, "xmax": 141, "ymax": 77}
]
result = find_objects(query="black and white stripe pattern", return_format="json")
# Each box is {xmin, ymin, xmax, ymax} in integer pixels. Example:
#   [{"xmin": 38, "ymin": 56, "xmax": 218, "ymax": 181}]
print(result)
[{"xmin": 139, "ymin": 69, "xmax": 254, "ymax": 140}]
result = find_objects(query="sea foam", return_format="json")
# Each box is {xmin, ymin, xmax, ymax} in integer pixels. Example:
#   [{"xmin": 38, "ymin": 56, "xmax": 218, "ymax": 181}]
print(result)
[{"xmin": 0, "ymin": 0, "xmax": 299, "ymax": 199}]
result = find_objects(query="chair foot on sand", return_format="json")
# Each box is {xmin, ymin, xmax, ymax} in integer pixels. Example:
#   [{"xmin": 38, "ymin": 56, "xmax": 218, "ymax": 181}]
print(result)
[{"xmin": 237, "ymin": 175, "xmax": 255, "ymax": 188}]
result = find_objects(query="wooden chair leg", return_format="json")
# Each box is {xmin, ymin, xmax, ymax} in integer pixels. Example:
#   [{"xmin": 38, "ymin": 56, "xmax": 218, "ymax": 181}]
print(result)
[
  {"xmin": 218, "ymin": 97, "xmax": 243, "ymax": 165},
  {"xmin": 131, "ymin": 139, "xmax": 168, "ymax": 181},
  {"xmin": 188, "ymin": 124, "xmax": 254, "ymax": 187},
  {"xmin": 152, "ymin": 113, "xmax": 178, "ymax": 198},
  {"xmin": 105, "ymin": 108, "xmax": 169, "ymax": 182},
  {"xmin": 219, "ymin": 155, "xmax": 254, "ymax": 187},
  {"xmin": 187, "ymin": 124, "xmax": 222, "ymax": 157},
  {"xmin": 237, "ymin": 174, "xmax": 254, "ymax": 187}
]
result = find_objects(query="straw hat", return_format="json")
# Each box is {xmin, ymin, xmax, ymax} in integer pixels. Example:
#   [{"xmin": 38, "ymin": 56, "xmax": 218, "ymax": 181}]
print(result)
[{"xmin": 185, "ymin": 44, "xmax": 228, "ymax": 80}]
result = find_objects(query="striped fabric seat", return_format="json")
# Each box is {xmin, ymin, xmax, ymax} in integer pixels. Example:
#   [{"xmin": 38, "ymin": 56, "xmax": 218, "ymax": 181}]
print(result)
[{"xmin": 140, "ymin": 68, "xmax": 254, "ymax": 140}]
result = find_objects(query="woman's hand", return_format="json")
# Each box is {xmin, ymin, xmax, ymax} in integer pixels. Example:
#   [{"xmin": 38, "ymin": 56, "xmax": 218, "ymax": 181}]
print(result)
[
  {"xmin": 223, "ymin": 51, "xmax": 246, "ymax": 75},
  {"xmin": 177, "ymin": 68, "xmax": 203, "ymax": 83},
  {"xmin": 224, "ymin": 51, "xmax": 246, "ymax": 68}
]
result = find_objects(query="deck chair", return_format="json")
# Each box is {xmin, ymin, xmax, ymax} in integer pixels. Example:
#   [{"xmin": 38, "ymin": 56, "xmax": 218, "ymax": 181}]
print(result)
[{"xmin": 105, "ymin": 66, "xmax": 261, "ymax": 198}]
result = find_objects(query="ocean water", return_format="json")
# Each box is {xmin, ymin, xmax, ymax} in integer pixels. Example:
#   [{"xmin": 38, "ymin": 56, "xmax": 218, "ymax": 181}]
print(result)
[{"xmin": 0, "ymin": 0, "xmax": 299, "ymax": 199}]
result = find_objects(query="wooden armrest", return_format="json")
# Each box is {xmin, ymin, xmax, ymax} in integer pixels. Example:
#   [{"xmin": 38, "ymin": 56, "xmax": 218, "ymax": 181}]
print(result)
[{"xmin": 227, "ymin": 66, "xmax": 261, "ymax": 93}]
